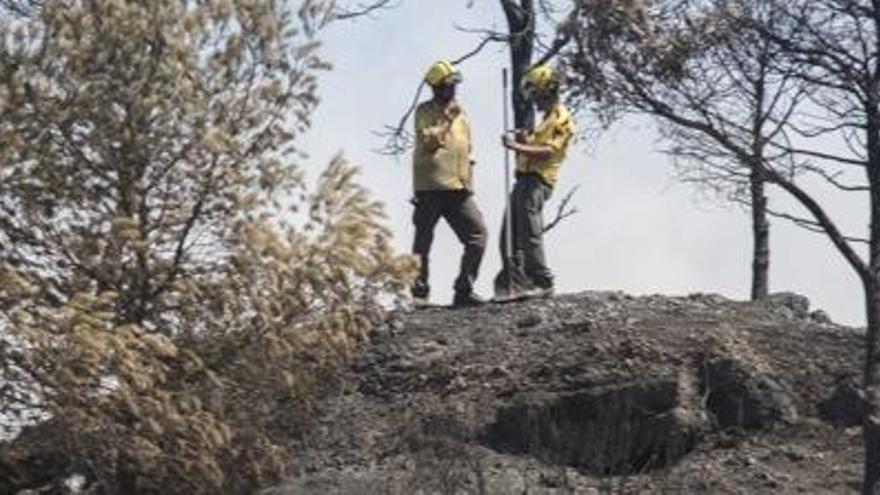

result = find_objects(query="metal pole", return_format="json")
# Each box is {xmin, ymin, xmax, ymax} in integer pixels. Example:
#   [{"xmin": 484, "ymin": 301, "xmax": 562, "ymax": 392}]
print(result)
[{"xmin": 502, "ymin": 68, "xmax": 513, "ymax": 296}]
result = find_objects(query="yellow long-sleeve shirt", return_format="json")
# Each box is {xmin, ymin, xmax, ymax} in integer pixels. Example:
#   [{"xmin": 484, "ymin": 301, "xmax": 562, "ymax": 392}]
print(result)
[
  {"xmin": 412, "ymin": 100, "xmax": 474, "ymax": 192},
  {"xmin": 516, "ymin": 103, "xmax": 575, "ymax": 188}
]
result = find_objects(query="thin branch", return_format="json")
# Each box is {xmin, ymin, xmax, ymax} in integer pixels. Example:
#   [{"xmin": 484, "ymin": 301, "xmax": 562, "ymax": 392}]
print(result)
[
  {"xmin": 802, "ymin": 164, "xmax": 870, "ymax": 191},
  {"xmin": 333, "ymin": 0, "xmax": 397, "ymax": 20},
  {"xmin": 530, "ymin": 5, "xmax": 581, "ymax": 69},
  {"xmin": 543, "ymin": 184, "xmax": 579, "ymax": 233},
  {"xmin": 376, "ymin": 80, "xmax": 426, "ymax": 156},
  {"xmin": 451, "ymin": 12, "xmax": 535, "ymax": 65},
  {"xmin": 758, "ymin": 160, "xmax": 870, "ymax": 279},
  {"xmin": 765, "ymin": 207, "xmax": 868, "ymax": 244},
  {"xmin": 531, "ymin": 31, "xmax": 572, "ymax": 69},
  {"xmin": 452, "ymin": 33, "xmax": 507, "ymax": 65},
  {"xmin": 537, "ymin": 0, "xmax": 564, "ymax": 23},
  {"xmin": 768, "ymin": 142, "xmax": 867, "ymax": 167},
  {"xmin": 453, "ymin": 23, "xmax": 508, "ymax": 38}
]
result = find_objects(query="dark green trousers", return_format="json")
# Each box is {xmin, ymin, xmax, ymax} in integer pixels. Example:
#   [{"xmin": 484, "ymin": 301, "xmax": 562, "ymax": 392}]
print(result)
[
  {"xmin": 412, "ymin": 190, "xmax": 487, "ymax": 297},
  {"xmin": 494, "ymin": 173, "xmax": 554, "ymax": 294}
]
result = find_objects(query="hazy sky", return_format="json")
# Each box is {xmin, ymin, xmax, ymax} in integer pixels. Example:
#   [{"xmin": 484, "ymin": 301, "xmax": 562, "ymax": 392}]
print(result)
[{"xmin": 300, "ymin": 2, "xmax": 866, "ymax": 326}]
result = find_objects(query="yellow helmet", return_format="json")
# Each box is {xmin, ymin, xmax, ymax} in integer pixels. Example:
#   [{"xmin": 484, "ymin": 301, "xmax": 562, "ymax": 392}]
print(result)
[
  {"xmin": 424, "ymin": 60, "xmax": 462, "ymax": 87},
  {"xmin": 524, "ymin": 64, "xmax": 559, "ymax": 92}
]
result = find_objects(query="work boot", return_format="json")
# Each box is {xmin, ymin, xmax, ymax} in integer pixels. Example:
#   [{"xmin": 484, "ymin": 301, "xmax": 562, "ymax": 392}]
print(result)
[
  {"xmin": 493, "ymin": 284, "xmax": 526, "ymax": 302},
  {"xmin": 411, "ymin": 283, "xmax": 431, "ymax": 308},
  {"xmin": 522, "ymin": 285, "xmax": 554, "ymax": 299},
  {"xmin": 493, "ymin": 264, "xmax": 532, "ymax": 302},
  {"xmin": 494, "ymin": 277, "xmax": 539, "ymax": 302},
  {"xmin": 412, "ymin": 295, "xmax": 432, "ymax": 308},
  {"xmin": 452, "ymin": 290, "xmax": 486, "ymax": 308}
]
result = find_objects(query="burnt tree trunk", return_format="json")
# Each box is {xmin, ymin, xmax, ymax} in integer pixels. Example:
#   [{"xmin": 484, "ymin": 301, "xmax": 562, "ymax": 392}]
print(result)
[
  {"xmin": 750, "ymin": 167, "xmax": 770, "ymax": 301},
  {"xmin": 749, "ymin": 60, "xmax": 770, "ymax": 302},
  {"xmin": 864, "ymin": 278, "xmax": 880, "ymax": 495},
  {"xmin": 500, "ymin": 0, "xmax": 536, "ymax": 130},
  {"xmin": 863, "ymin": 105, "xmax": 880, "ymax": 495}
]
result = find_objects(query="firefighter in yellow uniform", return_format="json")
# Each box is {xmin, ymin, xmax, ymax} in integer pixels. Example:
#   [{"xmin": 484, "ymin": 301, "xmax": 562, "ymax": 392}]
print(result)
[
  {"xmin": 495, "ymin": 64, "xmax": 575, "ymax": 299},
  {"xmin": 411, "ymin": 60, "xmax": 488, "ymax": 307}
]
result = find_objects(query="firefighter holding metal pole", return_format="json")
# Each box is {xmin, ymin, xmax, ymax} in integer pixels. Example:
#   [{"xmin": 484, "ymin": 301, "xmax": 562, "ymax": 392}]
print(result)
[{"xmin": 494, "ymin": 64, "xmax": 575, "ymax": 300}]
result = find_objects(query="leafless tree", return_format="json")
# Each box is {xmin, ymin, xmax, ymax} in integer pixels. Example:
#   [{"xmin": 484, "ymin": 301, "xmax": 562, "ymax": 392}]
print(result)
[
  {"xmin": 565, "ymin": 0, "xmax": 880, "ymax": 492},
  {"xmin": 566, "ymin": 0, "xmax": 811, "ymax": 301},
  {"xmin": 754, "ymin": 2, "xmax": 880, "ymax": 492}
]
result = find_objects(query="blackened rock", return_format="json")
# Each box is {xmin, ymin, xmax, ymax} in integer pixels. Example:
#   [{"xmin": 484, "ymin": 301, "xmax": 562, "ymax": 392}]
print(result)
[
  {"xmin": 818, "ymin": 377, "xmax": 865, "ymax": 427},
  {"xmin": 766, "ymin": 292, "xmax": 811, "ymax": 319}
]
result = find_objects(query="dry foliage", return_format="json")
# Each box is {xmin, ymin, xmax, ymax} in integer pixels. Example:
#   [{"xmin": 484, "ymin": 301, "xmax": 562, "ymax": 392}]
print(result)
[{"xmin": 0, "ymin": 0, "xmax": 415, "ymax": 493}]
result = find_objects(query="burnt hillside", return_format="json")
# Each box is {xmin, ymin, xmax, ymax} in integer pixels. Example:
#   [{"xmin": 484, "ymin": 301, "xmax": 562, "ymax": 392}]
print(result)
[{"xmin": 276, "ymin": 291, "xmax": 864, "ymax": 494}]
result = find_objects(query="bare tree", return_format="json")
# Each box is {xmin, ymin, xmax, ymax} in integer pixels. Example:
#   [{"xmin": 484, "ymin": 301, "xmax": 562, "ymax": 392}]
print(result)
[
  {"xmin": 754, "ymin": 2, "xmax": 880, "ymax": 492},
  {"xmin": 664, "ymin": 4, "xmax": 810, "ymax": 302},
  {"xmin": 564, "ymin": 0, "xmax": 880, "ymax": 492},
  {"xmin": 566, "ymin": 0, "xmax": 810, "ymax": 301}
]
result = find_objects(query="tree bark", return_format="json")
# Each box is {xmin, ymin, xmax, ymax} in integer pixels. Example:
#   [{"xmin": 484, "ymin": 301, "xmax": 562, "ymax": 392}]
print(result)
[
  {"xmin": 501, "ymin": 0, "xmax": 536, "ymax": 130},
  {"xmin": 863, "ymin": 106, "xmax": 880, "ymax": 495},
  {"xmin": 863, "ymin": 278, "xmax": 880, "ymax": 495},
  {"xmin": 510, "ymin": 38, "xmax": 535, "ymax": 129},
  {"xmin": 750, "ymin": 167, "xmax": 769, "ymax": 301}
]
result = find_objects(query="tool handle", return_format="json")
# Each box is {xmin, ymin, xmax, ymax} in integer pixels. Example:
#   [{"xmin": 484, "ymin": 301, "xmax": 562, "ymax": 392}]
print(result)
[{"xmin": 502, "ymin": 68, "xmax": 513, "ymax": 290}]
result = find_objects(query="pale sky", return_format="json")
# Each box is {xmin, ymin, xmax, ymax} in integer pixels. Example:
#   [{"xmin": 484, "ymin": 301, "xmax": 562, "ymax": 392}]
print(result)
[{"xmin": 300, "ymin": 2, "xmax": 866, "ymax": 326}]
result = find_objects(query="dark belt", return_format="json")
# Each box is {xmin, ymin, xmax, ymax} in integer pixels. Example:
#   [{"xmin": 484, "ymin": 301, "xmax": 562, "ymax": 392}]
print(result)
[{"xmin": 515, "ymin": 171, "xmax": 553, "ymax": 189}]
